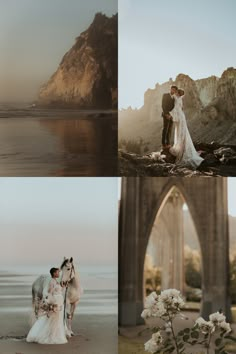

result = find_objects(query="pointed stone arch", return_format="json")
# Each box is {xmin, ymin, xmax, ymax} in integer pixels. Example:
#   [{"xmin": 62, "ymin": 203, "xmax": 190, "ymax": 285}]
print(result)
[{"xmin": 119, "ymin": 177, "xmax": 231, "ymax": 326}]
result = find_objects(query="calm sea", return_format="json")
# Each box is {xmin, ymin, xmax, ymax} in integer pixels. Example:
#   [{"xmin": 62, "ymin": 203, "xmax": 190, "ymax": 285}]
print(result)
[
  {"xmin": 0, "ymin": 265, "xmax": 117, "ymax": 315},
  {"xmin": 0, "ymin": 104, "xmax": 117, "ymax": 176}
]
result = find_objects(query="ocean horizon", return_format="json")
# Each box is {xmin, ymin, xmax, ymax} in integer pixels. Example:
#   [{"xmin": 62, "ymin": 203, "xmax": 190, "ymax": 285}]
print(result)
[{"xmin": 0, "ymin": 264, "xmax": 117, "ymax": 315}]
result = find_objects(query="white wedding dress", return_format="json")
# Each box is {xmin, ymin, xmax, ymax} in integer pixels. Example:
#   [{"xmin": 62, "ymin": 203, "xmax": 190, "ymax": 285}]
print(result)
[
  {"xmin": 26, "ymin": 279, "xmax": 67, "ymax": 345},
  {"xmin": 169, "ymin": 95, "xmax": 203, "ymax": 169}
]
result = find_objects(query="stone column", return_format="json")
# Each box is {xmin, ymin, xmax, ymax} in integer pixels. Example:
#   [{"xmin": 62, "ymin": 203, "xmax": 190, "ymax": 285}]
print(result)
[{"xmin": 119, "ymin": 177, "xmax": 144, "ymax": 325}]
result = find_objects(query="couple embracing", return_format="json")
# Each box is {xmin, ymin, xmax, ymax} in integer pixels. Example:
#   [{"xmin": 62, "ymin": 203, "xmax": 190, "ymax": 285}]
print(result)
[{"xmin": 161, "ymin": 85, "xmax": 203, "ymax": 169}]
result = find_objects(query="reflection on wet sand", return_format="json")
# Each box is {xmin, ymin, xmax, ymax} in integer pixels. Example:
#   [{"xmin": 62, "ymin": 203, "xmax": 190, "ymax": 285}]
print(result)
[
  {"xmin": 40, "ymin": 116, "xmax": 117, "ymax": 176},
  {"xmin": 0, "ymin": 113, "xmax": 117, "ymax": 176}
]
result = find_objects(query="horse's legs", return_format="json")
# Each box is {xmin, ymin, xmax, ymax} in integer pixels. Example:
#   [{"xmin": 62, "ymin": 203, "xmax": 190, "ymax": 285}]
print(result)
[{"xmin": 67, "ymin": 300, "xmax": 79, "ymax": 336}]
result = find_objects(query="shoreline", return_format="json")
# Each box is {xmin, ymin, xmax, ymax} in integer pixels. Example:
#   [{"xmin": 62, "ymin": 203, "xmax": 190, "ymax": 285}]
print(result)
[{"xmin": 0, "ymin": 314, "xmax": 117, "ymax": 354}]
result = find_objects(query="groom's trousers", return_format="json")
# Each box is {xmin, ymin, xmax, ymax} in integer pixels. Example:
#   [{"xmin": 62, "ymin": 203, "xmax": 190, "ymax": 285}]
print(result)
[{"xmin": 162, "ymin": 116, "xmax": 173, "ymax": 146}]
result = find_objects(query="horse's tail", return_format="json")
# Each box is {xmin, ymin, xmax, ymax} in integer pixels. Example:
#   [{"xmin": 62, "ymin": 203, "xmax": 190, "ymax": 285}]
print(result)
[{"xmin": 32, "ymin": 285, "xmax": 38, "ymax": 318}]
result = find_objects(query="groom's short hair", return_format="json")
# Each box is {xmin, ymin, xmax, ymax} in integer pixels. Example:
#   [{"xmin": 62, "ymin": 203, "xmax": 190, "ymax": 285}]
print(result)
[
  {"xmin": 171, "ymin": 85, "xmax": 178, "ymax": 90},
  {"xmin": 50, "ymin": 267, "xmax": 59, "ymax": 277}
]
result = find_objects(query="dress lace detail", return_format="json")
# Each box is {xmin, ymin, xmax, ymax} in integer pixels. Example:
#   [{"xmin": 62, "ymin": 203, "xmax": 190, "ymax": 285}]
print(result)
[
  {"xmin": 26, "ymin": 279, "xmax": 67, "ymax": 345},
  {"xmin": 169, "ymin": 95, "xmax": 203, "ymax": 169}
]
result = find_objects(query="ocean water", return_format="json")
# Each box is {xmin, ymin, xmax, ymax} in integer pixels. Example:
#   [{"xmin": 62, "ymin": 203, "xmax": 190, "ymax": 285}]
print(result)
[
  {"xmin": 0, "ymin": 104, "xmax": 117, "ymax": 176},
  {"xmin": 0, "ymin": 265, "xmax": 117, "ymax": 315}
]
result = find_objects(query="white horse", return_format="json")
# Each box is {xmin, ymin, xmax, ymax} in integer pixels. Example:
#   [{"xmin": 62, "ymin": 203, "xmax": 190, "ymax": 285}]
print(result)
[
  {"xmin": 31, "ymin": 257, "xmax": 82, "ymax": 337},
  {"xmin": 60, "ymin": 257, "xmax": 82, "ymax": 336}
]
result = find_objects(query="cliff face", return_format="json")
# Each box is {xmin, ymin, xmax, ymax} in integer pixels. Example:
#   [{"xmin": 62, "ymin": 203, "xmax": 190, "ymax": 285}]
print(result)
[
  {"xmin": 39, "ymin": 13, "xmax": 118, "ymax": 109},
  {"xmin": 119, "ymin": 67, "xmax": 236, "ymax": 152}
]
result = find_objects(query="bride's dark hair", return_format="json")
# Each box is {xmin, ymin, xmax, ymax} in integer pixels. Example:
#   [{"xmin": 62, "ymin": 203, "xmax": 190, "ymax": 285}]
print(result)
[{"xmin": 178, "ymin": 88, "xmax": 185, "ymax": 96}]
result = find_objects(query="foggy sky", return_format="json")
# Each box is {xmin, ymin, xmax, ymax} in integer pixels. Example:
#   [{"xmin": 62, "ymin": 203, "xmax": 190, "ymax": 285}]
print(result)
[
  {"xmin": 0, "ymin": 0, "xmax": 117, "ymax": 102},
  {"xmin": 0, "ymin": 178, "xmax": 118, "ymax": 267},
  {"xmin": 119, "ymin": 0, "xmax": 236, "ymax": 108}
]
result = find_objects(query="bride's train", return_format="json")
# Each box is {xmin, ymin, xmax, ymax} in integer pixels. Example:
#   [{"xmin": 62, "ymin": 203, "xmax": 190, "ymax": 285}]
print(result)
[{"xmin": 26, "ymin": 288, "xmax": 68, "ymax": 344}]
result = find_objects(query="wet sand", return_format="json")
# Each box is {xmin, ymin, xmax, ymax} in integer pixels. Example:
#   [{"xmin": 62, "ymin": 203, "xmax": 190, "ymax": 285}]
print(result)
[
  {"xmin": 0, "ymin": 109, "xmax": 117, "ymax": 176},
  {"xmin": 0, "ymin": 314, "xmax": 117, "ymax": 354}
]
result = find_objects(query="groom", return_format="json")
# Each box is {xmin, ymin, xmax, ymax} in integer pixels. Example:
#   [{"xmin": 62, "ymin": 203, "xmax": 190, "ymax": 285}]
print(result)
[{"xmin": 161, "ymin": 85, "xmax": 178, "ymax": 150}]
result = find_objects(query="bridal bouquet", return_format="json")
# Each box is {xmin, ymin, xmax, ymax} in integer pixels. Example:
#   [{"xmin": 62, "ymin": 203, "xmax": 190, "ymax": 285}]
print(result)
[
  {"xmin": 36, "ymin": 295, "xmax": 62, "ymax": 318},
  {"xmin": 40, "ymin": 302, "xmax": 60, "ymax": 317},
  {"xmin": 141, "ymin": 289, "xmax": 235, "ymax": 354}
]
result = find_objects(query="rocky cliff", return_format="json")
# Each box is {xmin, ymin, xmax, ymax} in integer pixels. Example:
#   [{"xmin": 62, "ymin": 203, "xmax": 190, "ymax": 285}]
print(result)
[
  {"xmin": 119, "ymin": 67, "xmax": 236, "ymax": 152},
  {"xmin": 119, "ymin": 144, "xmax": 236, "ymax": 177},
  {"xmin": 39, "ymin": 13, "xmax": 118, "ymax": 109}
]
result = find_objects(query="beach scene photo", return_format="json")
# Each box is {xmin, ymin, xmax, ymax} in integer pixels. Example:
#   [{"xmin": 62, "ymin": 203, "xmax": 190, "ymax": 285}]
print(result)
[
  {"xmin": 0, "ymin": 0, "xmax": 117, "ymax": 176},
  {"xmin": 0, "ymin": 178, "xmax": 118, "ymax": 353}
]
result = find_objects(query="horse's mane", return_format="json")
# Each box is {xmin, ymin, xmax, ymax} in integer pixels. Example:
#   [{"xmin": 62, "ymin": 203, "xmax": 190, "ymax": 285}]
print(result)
[{"xmin": 60, "ymin": 258, "xmax": 69, "ymax": 269}]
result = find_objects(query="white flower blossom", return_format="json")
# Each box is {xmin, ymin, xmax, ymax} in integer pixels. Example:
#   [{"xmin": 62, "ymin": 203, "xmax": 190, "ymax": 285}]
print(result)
[
  {"xmin": 144, "ymin": 292, "xmax": 158, "ymax": 309},
  {"xmin": 141, "ymin": 308, "xmax": 152, "ymax": 319},
  {"xmin": 219, "ymin": 321, "xmax": 231, "ymax": 334},
  {"xmin": 152, "ymin": 331, "xmax": 163, "ymax": 344},
  {"xmin": 165, "ymin": 321, "xmax": 172, "ymax": 334},
  {"xmin": 144, "ymin": 332, "xmax": 163, "ymax": 353},
  {"xmin": 159, "ymin": 289, "xmax": 185, "ymax": 307},
  {"xmin": 142, "ymin": 292, "xmax": 160, "ymax": 319},
  {"xmin": 195, "ymin": 317, "xmax": 215, "ymax": 334},
  {"xmin": 144, "ymin": 338, "xmax": 158, "ymax": 353},
  {"xmin": 209, "ymin": 312, "xmax": 226, "ymax": 324}
]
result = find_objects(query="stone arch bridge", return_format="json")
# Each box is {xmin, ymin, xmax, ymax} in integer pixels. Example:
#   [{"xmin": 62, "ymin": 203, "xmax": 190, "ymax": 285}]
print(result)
[{"xmin": 119, "ymin": 177, "xmax": 231, "ymax": 326}]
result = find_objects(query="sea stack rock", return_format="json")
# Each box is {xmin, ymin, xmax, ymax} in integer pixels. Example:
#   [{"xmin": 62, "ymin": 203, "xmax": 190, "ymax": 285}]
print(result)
[{"xmin": 39, "ymin": 13, "xmax": 118, "ymax": 109}]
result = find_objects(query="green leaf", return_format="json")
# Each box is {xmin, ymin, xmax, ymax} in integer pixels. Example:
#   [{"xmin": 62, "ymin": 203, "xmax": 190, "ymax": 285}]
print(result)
[
  {"xmin": 225, "ymin": 335, "xmax": 236, "ymax": 342},
  {"xmin": 190, "ymin": 340, "xmax": 198, "ymax": 345},
  {"xmin": 163, "ymin": 346, "xmax": 175, "ymax": 353},
  {"xmin": 183, "ymin": 328, "xmax": 190, "ymax": 333},
  {"xmin": 183, "ymin": 335, "xmax": 190, "ymax": 342},
  {"xmin": 191, "ymin": 331, "xmax": 199, "ymax": 339},
  {"xmin": 178, "ymin": 342, "xmax": 185, "ymax": 349}
]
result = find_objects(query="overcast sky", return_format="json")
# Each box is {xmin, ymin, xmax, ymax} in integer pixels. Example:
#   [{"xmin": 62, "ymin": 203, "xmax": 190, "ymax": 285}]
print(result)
[
  {"xmin": 0, "ymin": 0, "xmax": 117, "ymax": 101},
  {"xmin": 0, "ymin": 178, "xmax": 118, "ymax": 267},
  {"xmin": 119, "ymin": 0, "xmax": 236, "ymax": 108}
]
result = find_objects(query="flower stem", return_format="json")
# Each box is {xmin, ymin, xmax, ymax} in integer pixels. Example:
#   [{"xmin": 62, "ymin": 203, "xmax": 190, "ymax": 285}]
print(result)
[
  {"xmin": 206, "ymin": 332, "xmax": 212, "ymax": 354},
  {"xmin": 168, "ymin": 315, "xmax": 180, "ymax": 354}
]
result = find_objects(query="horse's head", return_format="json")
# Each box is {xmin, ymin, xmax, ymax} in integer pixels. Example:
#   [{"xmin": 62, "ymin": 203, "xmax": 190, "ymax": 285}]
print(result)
[{"xmin": 60, "ymin": 257, "xmax": 75, "ymax": 287}]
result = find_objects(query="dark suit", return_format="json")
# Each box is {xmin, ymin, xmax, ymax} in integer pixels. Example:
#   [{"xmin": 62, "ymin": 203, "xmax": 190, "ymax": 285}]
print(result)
[{"xmin": 161, "ymin": 93, "xmax": 175, "ymax": 146}]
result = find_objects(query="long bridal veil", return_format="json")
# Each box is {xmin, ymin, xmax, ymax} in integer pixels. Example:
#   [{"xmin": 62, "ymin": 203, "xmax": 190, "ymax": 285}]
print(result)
[{"xmin": 170, "ymin": 96, "xmax": 203, "ymax": 169}]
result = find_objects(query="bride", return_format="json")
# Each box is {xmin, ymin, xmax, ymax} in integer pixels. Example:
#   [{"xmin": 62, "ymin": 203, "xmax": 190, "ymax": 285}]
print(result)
[
  {"xmin": 26, "ymin": 267, "xmax": 67, "ymax": 345},
  {"xmin": 169, "ymin": 88, "xmax": 203, "ymax": 169}
]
